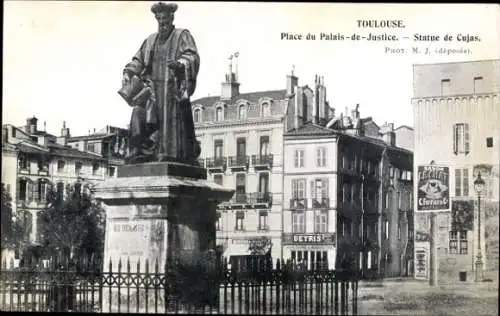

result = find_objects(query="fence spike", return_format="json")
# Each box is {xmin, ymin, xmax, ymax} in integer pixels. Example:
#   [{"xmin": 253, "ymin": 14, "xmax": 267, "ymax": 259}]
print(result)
[
  {"xmin": 137, "ymin": 258, "xmax": 141, "ymax": 273},
  {"xmin": 155, "ymin": 258, "xmax": 159, "ymax": 273},
  {"xmin": 145, "ymin": 258, "xmax": 150, "ymax": 273},
  {"xmin": 127, "ymin": 257, "xmax": 131, "ymax": 273},
  {"xmin": 118, "ymin": 257, "xmax": 122, "ymax": 272},
  {"xmin": 109, "ymin": 257, "xmax": 113, "ymax": 273}
]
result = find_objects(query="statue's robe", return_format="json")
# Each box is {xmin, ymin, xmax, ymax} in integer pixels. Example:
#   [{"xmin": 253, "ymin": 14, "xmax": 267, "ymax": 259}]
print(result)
[{"xmin": 124, "ymin": 26, "xmax": 200, "ymax": 162}]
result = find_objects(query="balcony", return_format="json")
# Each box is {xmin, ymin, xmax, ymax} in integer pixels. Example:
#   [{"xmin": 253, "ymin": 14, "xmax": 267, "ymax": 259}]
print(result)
[
  {"xmin": 311, "ymin": 198, "xmax": 330, "ymax": 209},
  {"xmin": 252, "ymin": 154, "xmax": 273, "ymax": 170},
  {"xmin": 18, "ymin": 167, "xmax": 30, "ymax": 175},
  {"xmin": 228, "ymin": 155, "xmax": 249, "ymax": 171},
  {"xmin": 290, "ymin": 198, "xmax": 307, "ymax": 210},
  {"xmin": 206, "ymin": 157, "xmax": 226, "ymax": 173},
  {"xmin": 221, "ymin": 192, "xmax": 273, "ymax": 209}
]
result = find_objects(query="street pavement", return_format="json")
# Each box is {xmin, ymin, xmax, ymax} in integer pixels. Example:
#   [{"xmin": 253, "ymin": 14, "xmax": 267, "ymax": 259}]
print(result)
[{"xmin": 357, "ymin": 277, "xmax": 499, "ymax": 316}]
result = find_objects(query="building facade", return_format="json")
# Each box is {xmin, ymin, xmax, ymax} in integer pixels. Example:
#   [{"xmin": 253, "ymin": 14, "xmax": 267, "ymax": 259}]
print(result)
[
  {"xmin": 1, "ymin": 117, "xmax": 127, "ymax": 264},
  {"xmin": 284, "ymin": 104, "xmax": 414, "ymax": 276},
  {"xmin": 412, "ymin": 59, "xmax": 500, "ymax": 282},
  {"xmin": 191, "ymin": 59, "xmax": 334, "ymax": 270}
]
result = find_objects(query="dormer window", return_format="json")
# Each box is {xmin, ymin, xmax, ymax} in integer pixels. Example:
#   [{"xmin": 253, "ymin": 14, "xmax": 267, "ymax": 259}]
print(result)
[
  {"xmin": 262, "ymin": 102, "xmax": 271, "ymax": 117},
  {"xmin": 216, "ymin": 107, "xmax": 224, "ymax": 122},
  {"xmin": 194, "ymin": 108, "xmax": 202, "ymax": 123},
  {"xmin": 238, "ymin": 104, "xmax": 247, "ymax": 120}
]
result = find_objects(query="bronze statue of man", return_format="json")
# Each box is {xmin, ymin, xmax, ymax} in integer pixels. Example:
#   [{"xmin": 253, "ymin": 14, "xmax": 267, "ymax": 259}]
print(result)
[{"xmin": 120, "ymin": 2, "xmax": 201, "ymax": 164}]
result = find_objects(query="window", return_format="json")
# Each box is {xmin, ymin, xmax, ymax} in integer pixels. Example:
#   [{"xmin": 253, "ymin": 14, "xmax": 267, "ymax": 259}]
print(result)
[
  {"xmin": 216, "ymin": 107, "xmax": 223, "ymax": 122},
  {"xmin": 238, "ymin": 104, "xmax": 246, "ymax": 120},
  {"xmin": 236, "ymin": 137, "xmax": 246, "ymax": 157},
  {"xmin": 294, "ymin": 149, "xmax": 304, "ymax": 168},
  {"xmin": 108, "ymin": 167, "xmax": 115, "ymax": 177},
  {"xmin": 55, "ymin": 182, "xmax": 64, "ymax": 200},
  {"xmin": 216, "ymin": 212, "xmax": 221, "ymax": 231},
  {"xmin": 258, "ymin": 173, "xmax": 269, "ymax": 194},
  {"xmin": 18, "ymin": 179, "xmax": 28, "ymax": 201},
  {"xmin": 397, "ymin": 222, "xmax": 401, "ymax": 240},
  {"xmin": 18, "ymin": 155, "xmax": 29, "ymax": 170},
  {"xmin": 214, "ymin": 140, "xmax": 223, "ymax": 158},
  {"xmin": 37, "ymin": 179, "xmax": 48, "ymax": 203},
  {"xmin": 311, "ymin": 178, "xmax": 328, "ymax": 202},
  {"xmin": 343, "ymin": 183, "xmax": 351, "ymax": 203},
  {"xmin": 455, "ymin": 168, "xmax": 469, "ymax": 197},
  {"xmin": 86, "ymin": 143, "xmax": 96, "ymax": 153},
  {"xmin": 383, "ymin": 220, "xmax": 389, "ymax": 240},
  {"xmin": 473, "ymin": 76, "xmax": 483, "ymax": 94},
  {"xmin": 235, "ymin": 211, "xmax": 244, "ymax": 231},
  {"xmin": 314, "ymin": 211, "xmax": 327, "ymax": 233},
  {"xmin": 57, "ymin": 160, "xmax": 65, "ymax": 172},
  {"xmin": 459, "ymin": 230, "xmax": 468, "ymax": 254},
  {"xmin": 292, "ymin": 212, "xmax": 305, "ymax": 233},
  {"xmin": 397, "ymin": 191, "xmax": 402, "ymax": 209},
  {"xmin": 37, "ymin": 159, "xmax": 49, "ymax": 172},
  {"xmin": 441, "ymin": 79, "xmax": 451, "ymax": 96},
  {"xmin": 262, "ymin": 102, "xmax": 271, "ymax": 117},
  {"xmin": 260, "ymin": 136, "xmax": 270, "ymax": 156},
  {"xmin": 194, "ymin": 108, "xmax": 201, "ymax": 123},
  {"xmin": 235, "ymin": 173, "xmax": 246, "ymax": 203},
  {"xmin": 291, "ymin": 178, "xmax": 306, "ymax": 199},
  {"xmin": 75, "ymin": 162, "xmax": 83, "ymax": 174},
  {"xmin": 92, "ymin": 162, "xmax": 100, "ymax": 175},
  {"xmin": 449, "ymin": 231, "xmax": 458, "ymax": 254},
  {"xmin": 486, "ymin": 137, "xmax": 493, "ymax": 148},
  {"xmin": 316, "ymin": 147, "xmax": 326, "ymax": 167},
  {"xmin": 453, "ymin": 123, "xmax": 470, "ymax": 154},
  {"xmin": 213, "ymin": 174, "xmax": 223, "ymax": 186},
  {"xmin": 258, "ymin": 211, "xmax": 268, "ymax": 230}
]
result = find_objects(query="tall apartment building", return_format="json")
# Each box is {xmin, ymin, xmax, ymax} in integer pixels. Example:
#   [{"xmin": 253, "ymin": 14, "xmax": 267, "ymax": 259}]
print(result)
[
  {"xmin": 1, "ymin": 117, "xmax": 127, "ymax": 263},
  {"xmin": 412, "ymin": 59, "xmax": 500, "ymax": 282},
  {"xmin": 284, "ymin": 105, "xmax": 414, "ymax": 277},
  {"xmin": 191, "ymin": 59, "xmax": 331, "ymax": 270}
]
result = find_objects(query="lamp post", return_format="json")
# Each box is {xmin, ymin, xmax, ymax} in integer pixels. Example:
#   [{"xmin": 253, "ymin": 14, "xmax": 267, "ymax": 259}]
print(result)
[{"xmin": 474, "ymin": 172, "xmax": 485, "ymax": 282}]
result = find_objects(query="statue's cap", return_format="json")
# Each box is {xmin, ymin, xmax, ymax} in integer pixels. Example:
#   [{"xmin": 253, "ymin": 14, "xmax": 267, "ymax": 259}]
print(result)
[{"xmin": 151, "ymin": 2, "xmax": 178, "ymax": 14}]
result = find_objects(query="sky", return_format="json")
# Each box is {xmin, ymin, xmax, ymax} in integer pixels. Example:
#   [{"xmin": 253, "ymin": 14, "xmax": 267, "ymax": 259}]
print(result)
[{"xmin": 3, "ymin": 2, "xmax": 499, "ymax": 137}]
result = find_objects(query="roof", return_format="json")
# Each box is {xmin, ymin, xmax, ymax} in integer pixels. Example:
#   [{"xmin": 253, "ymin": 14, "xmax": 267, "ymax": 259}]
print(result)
[
  {"xmin": 16, "ymin": 141, "xmax": 50, "ymax": 155},
  {"xmin": 68, "ymin": 133, "xmax": 116, "ymax": 142},
  {"xmin": 47, "ymin": 142, "xmax": 106, "ymax": 161},
  {"xmin": 395, "ymin": 125, "xmax": 414, "ymax": 131},
  {"xmin": 192, "ymin": 89, "xmax": 288, "ymax": 107},
  {"xmin": 285, "ymin": 121, "xmax": 336, "ymax": 137},
  {"xmin": 387, "ymin": 146, "xmax": 413, "ymax": 169},
  {"xmin": 32, "ymin": 131, "xmax": 57, "ymax": 137}
]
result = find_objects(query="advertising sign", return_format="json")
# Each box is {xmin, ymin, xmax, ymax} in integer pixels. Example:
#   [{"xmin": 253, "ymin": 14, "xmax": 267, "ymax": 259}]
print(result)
[{"xmin": 417, "ymin": 165, "xmax": 450, "ymax": 212}]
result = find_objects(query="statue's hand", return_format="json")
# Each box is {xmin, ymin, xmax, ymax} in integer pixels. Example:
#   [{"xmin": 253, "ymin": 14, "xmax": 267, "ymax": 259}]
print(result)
[{"xmin": 167, "ymin": 59, "xmax": 185, "ymax": 71}]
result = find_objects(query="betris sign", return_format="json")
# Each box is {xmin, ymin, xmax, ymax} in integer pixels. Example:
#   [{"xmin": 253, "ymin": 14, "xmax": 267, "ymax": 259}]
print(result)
[{"xmin": 417, "ymin": 165, "xmax": 450, "ymax": 212}]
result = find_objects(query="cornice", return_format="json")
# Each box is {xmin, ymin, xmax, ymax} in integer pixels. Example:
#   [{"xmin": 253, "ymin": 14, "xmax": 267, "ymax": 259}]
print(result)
[{"xmin": 195, "ymin": 117, "xmax": 284, "ymax": 130}]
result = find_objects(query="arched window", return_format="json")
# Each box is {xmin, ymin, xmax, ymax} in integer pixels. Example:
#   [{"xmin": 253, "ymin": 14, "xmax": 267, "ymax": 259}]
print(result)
[
  {"xmin": 238, "ymin": 104, "xmax": 247, "ymax": 120},
  {"xmin": 194, "ymin": 108, "xmax": 201, "ymax": 123},
  {"xmin": 262, "ymin": 102, "xmax": 270, "ymax": 117},
  {"xmin": 216, "ymin": 107, "xmax": 223, "ymax": 122}
]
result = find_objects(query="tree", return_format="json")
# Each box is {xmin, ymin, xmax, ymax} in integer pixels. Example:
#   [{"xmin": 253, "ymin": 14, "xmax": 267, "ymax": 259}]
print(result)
[
  {"xmin": 1, "ymin": 183, "xmax": 25, "ymax": 251},
  {"xmin": 39, "ymin": 180, "xmax": 106, "ymax": 263}
]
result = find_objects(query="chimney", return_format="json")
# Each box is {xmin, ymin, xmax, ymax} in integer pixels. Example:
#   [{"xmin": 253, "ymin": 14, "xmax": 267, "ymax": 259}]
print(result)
[
  {"xmin": 381, "ymin": 122, "xmax": 396, "ymax": 146},
  {"xmin": 319, "ymin": 76, "xmax": 327, "ymax": 125},
  {"xmin": 57, "ymin": 121, "xmax": 70, "ymax": 146},
  {"xmin": 286, "ymin": 65, "xmax": 298, "ymax": 97},
  {"xmin": 294, "ymin": 86, "xmax": 300, "ymax": 130},
  {"xmin": 221, "ymin": 54, "xmax": 240, "ymax": 100},
  {"xmin": 312, "ymin": 75, "xmax": 319, "ymax": 124},
  {"xmin": 26, "ymin": 116, "xmax": 38, "ymax": 134}
]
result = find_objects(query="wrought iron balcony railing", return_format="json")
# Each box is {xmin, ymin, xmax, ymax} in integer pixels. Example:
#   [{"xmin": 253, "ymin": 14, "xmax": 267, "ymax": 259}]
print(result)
[
  {"xmin": 230, "ymin": 192, "xmax": 273, "ymax": 207},
  {"xmin": 228, "ymin": 155, "xmax": 249, "ymax": 169},
  {"xmin": 290, "ymin": 198, "xmax": 307, "ymax": 210},
  {"xmin": 251, "ymin": 154, "xmax": 273, "ymax": 169},
  {"xmin": 311, "ymin": 198, "xmax": 330, "ymax": 209},
  {"xmin": 206, "ymin": 157, "xmax": 227, "ymax": 171}
]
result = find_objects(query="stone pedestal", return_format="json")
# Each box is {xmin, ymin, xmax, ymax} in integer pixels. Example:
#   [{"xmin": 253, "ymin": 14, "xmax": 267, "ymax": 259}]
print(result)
[{"xmin": 93, "ymin": 162, "xmax": 234, "ymax": 312}]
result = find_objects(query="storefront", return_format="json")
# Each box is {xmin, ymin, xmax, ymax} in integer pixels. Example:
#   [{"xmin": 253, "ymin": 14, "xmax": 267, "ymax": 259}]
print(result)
[{"xmin": 282, "ymin": 233, "xmax": 336, "ymax": 270}]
